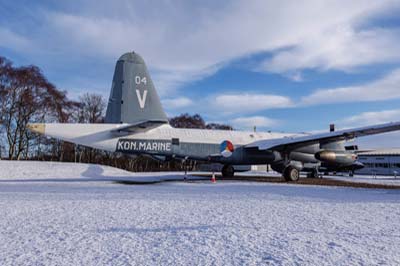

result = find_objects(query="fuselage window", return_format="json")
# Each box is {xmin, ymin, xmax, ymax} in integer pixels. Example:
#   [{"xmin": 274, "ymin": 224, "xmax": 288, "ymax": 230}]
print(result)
[{"xmin": 172, "ymin": 138, "xmax": 180, "ymax": 145}]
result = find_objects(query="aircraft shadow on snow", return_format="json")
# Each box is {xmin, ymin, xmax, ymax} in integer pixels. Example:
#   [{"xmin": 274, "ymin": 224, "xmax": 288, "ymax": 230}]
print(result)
[{"xmin": 0, "ymin": 164, "xmax": 188, "ymax": 184}]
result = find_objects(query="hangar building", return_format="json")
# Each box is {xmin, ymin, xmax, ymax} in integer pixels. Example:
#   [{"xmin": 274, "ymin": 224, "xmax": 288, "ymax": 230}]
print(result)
[{"xmin": 356, "ymin": 149, "xmax": 400, "ymax": 176}]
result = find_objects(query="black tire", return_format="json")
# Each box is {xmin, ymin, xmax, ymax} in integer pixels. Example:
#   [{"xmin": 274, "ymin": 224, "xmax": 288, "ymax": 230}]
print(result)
[
  {"xmin": 222, "ymin": 165, "xmax": 234, "ymax": 178},
  {"xmin": 284, "ymin": 166, "xmax": 300, "ymax": 182}
]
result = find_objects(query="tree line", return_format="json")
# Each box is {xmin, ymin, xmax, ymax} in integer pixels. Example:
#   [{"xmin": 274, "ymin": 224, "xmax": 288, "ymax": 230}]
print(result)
[{"xmin": 0, "ymin": 56, "xmax": 232, "ymax": 172}]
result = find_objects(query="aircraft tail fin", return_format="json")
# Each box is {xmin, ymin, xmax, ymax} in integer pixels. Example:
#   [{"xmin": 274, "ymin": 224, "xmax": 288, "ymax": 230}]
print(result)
[{"xmin": 105, "ymin": 52, "xmax": 168, "ymax": 125}]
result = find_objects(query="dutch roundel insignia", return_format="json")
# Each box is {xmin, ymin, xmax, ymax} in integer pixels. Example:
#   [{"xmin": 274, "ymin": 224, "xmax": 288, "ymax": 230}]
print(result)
[{"xmin": 220, "ymin": 140, "xmax": 234, "ymax": 157}]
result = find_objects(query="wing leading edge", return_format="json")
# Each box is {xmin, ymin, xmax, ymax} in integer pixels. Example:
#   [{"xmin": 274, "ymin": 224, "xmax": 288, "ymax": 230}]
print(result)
[{"xmin": 246, "ymin": 121, "xmax": 400, "ymax": 151}]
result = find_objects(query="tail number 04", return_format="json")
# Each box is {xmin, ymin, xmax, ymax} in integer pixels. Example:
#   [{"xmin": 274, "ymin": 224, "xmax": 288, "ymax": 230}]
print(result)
[
  {"xmin": 135, "ymin": 76, "xmax": 148, "ymax": 109},
  {"xmin": 135, "ymin": 76, "xmax": 147, "ymax": 85}
]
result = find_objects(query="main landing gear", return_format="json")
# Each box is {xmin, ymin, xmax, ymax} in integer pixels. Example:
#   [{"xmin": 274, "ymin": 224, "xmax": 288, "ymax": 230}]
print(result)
[
  {"xmin": 222, "ymin": 164, "xmax": 234, "ymax": 178},
  {"xmin": 283, "ymin": 166, "xmax": 300, "ymax": 182},
  {"xmin": 307, "ymin": 168, "xmax": 320, "ymax": 179}
]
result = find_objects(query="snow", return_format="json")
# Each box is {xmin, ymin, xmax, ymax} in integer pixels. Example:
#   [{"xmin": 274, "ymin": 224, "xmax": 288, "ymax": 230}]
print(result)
[
  {"xmin": 240, "ymin": 170, "xmax": 400, "ymax": 186},
  {"xmin": 326, "ymin": 174, "xmax": 400, "ymax": 186},
  {"xmin": 1, "ymin": 161, "xmax": 400, "ymax": 265},
  {"xmin": 0, "ymin": 160, "xmax": 207, "ymax": 183}
]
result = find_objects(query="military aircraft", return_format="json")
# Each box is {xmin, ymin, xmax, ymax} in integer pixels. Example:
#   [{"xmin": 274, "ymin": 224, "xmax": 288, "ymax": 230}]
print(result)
[{"xmin": 27, "ymin": 52, "xmax": 400, "ymax": 181}]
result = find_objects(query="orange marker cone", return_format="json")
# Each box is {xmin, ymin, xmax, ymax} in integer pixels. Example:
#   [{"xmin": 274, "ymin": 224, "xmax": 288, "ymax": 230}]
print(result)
[{"xmin": 211, "ymin": 172, "xmax": 216, "ymax": 183}]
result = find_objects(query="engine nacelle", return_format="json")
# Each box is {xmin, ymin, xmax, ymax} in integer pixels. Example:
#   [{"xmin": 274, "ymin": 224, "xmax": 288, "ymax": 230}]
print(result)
[{"xmin": 315, "ymin": 150, "xmax": 357, "ymax": 165}]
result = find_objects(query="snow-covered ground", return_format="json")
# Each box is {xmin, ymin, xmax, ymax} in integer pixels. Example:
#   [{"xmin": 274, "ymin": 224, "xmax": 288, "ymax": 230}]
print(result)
[
  {"xmin": 326, "ymin": 173, "xmax": 400, "ymax": 185},
  {"xmin": 1, "ymin": 161, "xmax": 400, "ymax": 265},
  {"xmin": 238, "ymin": 170, "xmax": 400, "ymax": 186},
  {"xmin": 0, "ymin": 160, "xmax": 206, "ymax": 183}
]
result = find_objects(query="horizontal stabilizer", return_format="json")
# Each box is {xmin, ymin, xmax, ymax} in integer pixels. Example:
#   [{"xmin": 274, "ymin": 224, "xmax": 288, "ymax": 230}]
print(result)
[{"xmin": 111, "ymin": 120, "xmax": 168, "ymax": 134}]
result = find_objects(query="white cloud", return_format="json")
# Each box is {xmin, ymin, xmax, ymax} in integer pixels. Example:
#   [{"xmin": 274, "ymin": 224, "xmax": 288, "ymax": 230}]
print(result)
[
  {"xmin": 302, "ymin": 68, "xmax": 400, "ymax": 105},
  {"xmin": 286, "ymin": 72, "xmax": 303, "ymax": 82},
  {"xmin": 338, "ymin": 109, "xmax": 400, "ymax": 128},
  {"xmin": 327, "ymin": 109, "xmax": 400, "ymax": 149},
  {"xmin": 162, "ymin": 97, "xmax": 193, "ymax": 109},
  {"xmin": 230, "ymin": 116, "xmax": 279, "ymax": 130},
  {"xmin": 355, "ymin": 132, "xmax": 400, "ymax": 149},
  {"xmin": 151, "ymin": 66, "xmax": 220, "ymax": 96},
  {"xmin": 0, "ymin": 27, "xmax": 30, "ymax": 51},
  {"xmin": 214, "ymin": 93, "xmax": 293, "ymax": 114},
  {"xmin": 308, "ymin": 110, "xmax": 400, "ymax": 149},
  {"xmin": 260, "ymin": 27, "xmax": 400, "ymax": 75},
  {"xmin": 1, "ymin": 0, "xmax": 399, "ymax": 94}
]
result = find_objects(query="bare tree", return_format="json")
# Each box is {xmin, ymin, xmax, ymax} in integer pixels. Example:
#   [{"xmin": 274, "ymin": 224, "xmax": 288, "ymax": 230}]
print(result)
[
  {"xmin": 0, "ymin": 57, "xmax": 11, "ymax": 157},
  {"xmin": 169, "ymin": 113, "xmax": 232, "ymax": 130},
  {"xmin": 206, "ymin": 123, "xmax": 233, "ymax": 130},
  {"xmin": 0, "ymin": 57, "xmax": 73, "ymax": 160},
  {"xmin": 69, "ymin": 93, "xmax": 106, "ymax": 163},
  {"xmin": 76, "ymin": 93, "xmax": 106, "ymax": 123},
  {"xmin": 169, "ymin": 113, "xmax": 206, "ymax": 129}
]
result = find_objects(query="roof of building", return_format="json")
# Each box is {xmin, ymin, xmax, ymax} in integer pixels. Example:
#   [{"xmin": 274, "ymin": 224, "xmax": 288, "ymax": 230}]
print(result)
[{"xmin": 358, "ymin": 148, "xmax": 400, "ymax": 156}]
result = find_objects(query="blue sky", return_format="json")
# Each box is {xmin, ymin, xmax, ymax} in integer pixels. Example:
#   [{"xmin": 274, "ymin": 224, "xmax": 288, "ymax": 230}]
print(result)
[{"xmin": 1, "ymin": 0, "xmax": 400, "ymax": 148}]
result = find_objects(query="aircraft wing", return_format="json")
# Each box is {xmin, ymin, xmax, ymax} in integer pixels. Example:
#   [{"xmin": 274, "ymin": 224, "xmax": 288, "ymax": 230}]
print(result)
[{"xmin": 246, "ymin": 121, "xmax": 400, "ymax": 151}]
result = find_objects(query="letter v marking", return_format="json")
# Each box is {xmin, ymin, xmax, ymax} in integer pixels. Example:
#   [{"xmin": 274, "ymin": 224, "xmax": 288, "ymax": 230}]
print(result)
[{"xmin": 136, "ymin": 89, "xmax": 148, "ymax": 109}]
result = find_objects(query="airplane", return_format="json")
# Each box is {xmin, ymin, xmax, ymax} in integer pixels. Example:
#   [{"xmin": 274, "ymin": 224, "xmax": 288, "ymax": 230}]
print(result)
[{"xmin": 27, "ymin": 51, "xmax": 400, "ymax": 181}]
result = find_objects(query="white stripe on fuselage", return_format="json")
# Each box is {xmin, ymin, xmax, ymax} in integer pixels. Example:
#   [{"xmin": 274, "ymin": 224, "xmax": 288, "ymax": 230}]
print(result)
[{"xmin": 43, "ymin": 123, "xmax": 304, "ymax": 152}]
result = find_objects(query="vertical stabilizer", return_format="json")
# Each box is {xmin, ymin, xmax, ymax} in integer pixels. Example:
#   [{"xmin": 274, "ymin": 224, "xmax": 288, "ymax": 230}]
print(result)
[{"xmin": 105, "ymin": 52, "xmax": 168, "ymax": 124}]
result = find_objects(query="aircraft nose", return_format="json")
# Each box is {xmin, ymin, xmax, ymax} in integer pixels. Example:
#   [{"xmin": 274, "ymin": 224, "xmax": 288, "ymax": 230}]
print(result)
[{"xmin": 27, "ymin": 123, "xmax": 46, "ymax": 134}]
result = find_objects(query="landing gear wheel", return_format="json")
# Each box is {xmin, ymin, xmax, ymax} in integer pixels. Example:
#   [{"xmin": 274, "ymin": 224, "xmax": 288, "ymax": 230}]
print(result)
[
  {"xmin": 222, "ymin": 165, "xmax": 234, "ymax": 178},
  {"xmin": 284, "ymin": 166, "xmax": 300, "ymax": 182}
]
